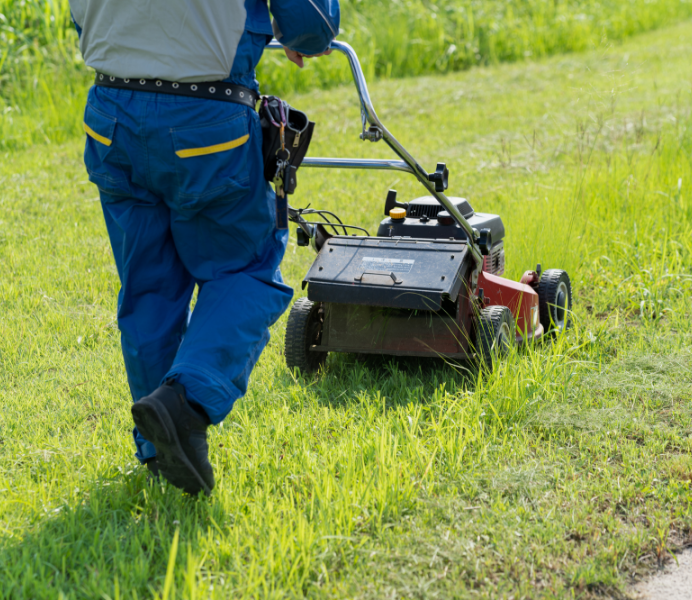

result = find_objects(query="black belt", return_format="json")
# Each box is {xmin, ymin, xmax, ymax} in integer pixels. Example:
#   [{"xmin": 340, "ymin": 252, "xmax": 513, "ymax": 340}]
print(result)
[{"xmin": 94, "ymin": 73, "xmax": 259, "ymax": 109}]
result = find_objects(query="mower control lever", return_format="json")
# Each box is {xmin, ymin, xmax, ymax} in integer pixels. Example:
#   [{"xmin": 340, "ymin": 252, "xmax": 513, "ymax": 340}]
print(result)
[
  {"xmin": 428, "ymin": 163, "xmax": 449, "ymax": 192},
  {"xmin": 384, "ymin": 189, "xmax": 409, "ymax": 216}
]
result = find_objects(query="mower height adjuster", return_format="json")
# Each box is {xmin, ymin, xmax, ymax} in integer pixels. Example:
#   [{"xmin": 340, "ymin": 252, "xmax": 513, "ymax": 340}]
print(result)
[{"xmin": 428, "ymin": 163, "xmax": 449, "ymax": 192}]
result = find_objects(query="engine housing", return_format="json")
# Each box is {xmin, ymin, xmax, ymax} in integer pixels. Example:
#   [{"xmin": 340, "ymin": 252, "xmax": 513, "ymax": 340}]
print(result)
[{"xmin": 376, "ymin": 196, "xmax": 506, "ymax": 276}]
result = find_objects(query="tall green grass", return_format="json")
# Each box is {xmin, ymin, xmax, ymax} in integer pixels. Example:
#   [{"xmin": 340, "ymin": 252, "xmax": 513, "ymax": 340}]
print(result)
[
  {"xmin": 0, "ymin": 0, "xmax": 86, "ymax": 148},
  {"xmin": 3, "ymin": 0, "xmax": 692, "ymax": 150},
  {"xmin": 259, "ymin": 0, "xmax": 692, "ymax": 92}
]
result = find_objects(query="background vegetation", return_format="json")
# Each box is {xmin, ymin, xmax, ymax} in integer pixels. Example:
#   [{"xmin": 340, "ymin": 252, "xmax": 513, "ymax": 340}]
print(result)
[
  {"xmin": 3, "ymin": 0, "xmax": 692, "ymax": 148},
  {"xmin": 1, "ymin": 16, "xmax": 692, "ymax": 598}
]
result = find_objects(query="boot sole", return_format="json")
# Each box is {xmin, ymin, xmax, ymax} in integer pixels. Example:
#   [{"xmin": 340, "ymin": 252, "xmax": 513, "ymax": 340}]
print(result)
[{"xmin": 132, "ymin": 398, "xmax": 211, "ymax": 496}]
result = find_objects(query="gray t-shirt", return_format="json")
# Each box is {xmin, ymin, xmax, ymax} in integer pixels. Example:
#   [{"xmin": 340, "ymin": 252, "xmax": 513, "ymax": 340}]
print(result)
[{"xmin": 69, "ymin": 0, "xmax": 247, "ymax": 82}]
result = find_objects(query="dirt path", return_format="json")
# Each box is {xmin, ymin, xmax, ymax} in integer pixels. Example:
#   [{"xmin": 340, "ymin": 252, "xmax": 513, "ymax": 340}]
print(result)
[{"xmin": 630, "ymin": 550, "xmax": 692, "ymax": 600}]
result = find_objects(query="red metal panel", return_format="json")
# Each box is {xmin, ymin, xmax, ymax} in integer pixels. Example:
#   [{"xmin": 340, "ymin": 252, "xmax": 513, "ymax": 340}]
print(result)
[{"xmin": 477, "ymin": 271, "xmax": 539, "ymax": 337}]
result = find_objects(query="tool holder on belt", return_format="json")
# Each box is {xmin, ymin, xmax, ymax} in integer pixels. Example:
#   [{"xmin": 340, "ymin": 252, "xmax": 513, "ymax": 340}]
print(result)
[{"xmin": 259, "ymin": 96, "xmax": 315, "ymax": 228}]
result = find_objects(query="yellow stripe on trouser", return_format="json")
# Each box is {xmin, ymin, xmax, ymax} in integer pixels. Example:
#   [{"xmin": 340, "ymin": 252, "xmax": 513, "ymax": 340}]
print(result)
[
  {"xmin": 175, "ymin": 134, "xmax": 250, "ymax": 158},
  {"xmin": 83, "ymin": 122, "xmax": 112, "ymax": 146}
]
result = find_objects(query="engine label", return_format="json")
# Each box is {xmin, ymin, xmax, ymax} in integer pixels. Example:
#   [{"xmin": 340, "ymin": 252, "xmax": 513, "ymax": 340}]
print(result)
[{"xmin": 360, "ymin": 257, "xmax": 415, "ymax": 273}]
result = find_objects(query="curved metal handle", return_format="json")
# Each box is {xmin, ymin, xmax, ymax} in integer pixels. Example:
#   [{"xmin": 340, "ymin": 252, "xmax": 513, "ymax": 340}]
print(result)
[
  {"xmin": 266, "ymin": 39, "xmax": 482, "ymax": 264},
  {"xmin": 301, "ymin": 157, "xmax": 414, "ymax": 174}
]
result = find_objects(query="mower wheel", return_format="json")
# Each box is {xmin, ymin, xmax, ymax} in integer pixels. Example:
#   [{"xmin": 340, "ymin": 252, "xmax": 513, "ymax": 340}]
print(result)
[
  {"xmin": 285, "ymin": 298, "xmax": 327, "ymax": 375},
  {"xmin": 536, "ymin": 269, "xmax": 572, "ymax": 334},
  {"xmin": 477, "ymin": 305, "xmax": 515, "ymax": 370}
]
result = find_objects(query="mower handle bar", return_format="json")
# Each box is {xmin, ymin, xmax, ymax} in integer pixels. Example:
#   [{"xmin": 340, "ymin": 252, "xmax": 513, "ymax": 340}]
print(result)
[
  {"xmin": 267, "ymin": 39, "xmax": 482, "ymax": 264},
  {"xmin": 300, "ymin": 157, "xmax": 415, "ymax": 175}
]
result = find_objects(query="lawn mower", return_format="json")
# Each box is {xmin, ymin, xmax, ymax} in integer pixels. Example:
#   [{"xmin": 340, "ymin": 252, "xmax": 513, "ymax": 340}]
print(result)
[{"xmin": 268, "ymin": 40, "xmax": 573, "ymax": 373}]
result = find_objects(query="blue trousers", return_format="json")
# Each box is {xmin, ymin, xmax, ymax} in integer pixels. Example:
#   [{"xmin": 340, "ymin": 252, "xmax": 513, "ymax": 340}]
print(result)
[{"xmin": 83, "ymin": 86, "xmax": 293, "ymax": 462}]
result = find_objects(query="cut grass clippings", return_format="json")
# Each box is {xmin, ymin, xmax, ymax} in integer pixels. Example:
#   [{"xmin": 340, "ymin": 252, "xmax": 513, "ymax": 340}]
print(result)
[{"xmin": 1, "ymin": 18, "xmax": 692, "ymax": 600}]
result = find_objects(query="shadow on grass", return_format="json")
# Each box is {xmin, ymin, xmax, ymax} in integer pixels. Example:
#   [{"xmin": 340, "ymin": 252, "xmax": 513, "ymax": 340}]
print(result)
[
  {"xmin": 0, "ymin": 469, "xmax": 214, "ymax": 599},
  {"xmin": 299, "ymin": 351, "xmax": 479, "ymax": 410}
]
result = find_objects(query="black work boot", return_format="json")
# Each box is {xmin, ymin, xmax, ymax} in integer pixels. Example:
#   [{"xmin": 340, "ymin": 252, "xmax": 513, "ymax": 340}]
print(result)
[
  {"xmin": 132, "ymin": 381, "xmax": 215, "ymax": 496},
  {"xmin": 144, "ymin": 457, "xmax": 160, "ymax": 481}
]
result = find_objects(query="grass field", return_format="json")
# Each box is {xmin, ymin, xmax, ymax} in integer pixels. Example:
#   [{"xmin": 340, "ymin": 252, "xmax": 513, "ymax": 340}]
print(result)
[
  {"xmin": 2, "ymin": 17, "xmax": 692, "ymax": 600},
  {"xmin": 4, "ymin": 0, "xmax": 692, "ymax": 149}
]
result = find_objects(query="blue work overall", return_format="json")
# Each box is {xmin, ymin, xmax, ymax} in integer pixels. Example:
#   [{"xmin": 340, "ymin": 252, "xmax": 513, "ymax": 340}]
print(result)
[
  {"xmin": 73, "ymin": 0, "xmax": 339, "ymax": 462},
  {"xmin": 84, "ymin": 87, "xmax": 293, "ymax": 461}
]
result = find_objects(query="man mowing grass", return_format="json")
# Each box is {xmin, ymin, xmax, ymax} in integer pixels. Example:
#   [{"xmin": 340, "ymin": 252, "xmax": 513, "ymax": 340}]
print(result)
[{"xmin": 68, "ymin": 0, "xmax": 339, "ymax": 496}]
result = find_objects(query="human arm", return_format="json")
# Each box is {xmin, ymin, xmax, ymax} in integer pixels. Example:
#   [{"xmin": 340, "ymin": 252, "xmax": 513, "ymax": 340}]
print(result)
[
  {"xmin": 281, "ymin": 46, "xmax": 331, "ymax": 68},
  {"xmin": 270, "ymin": 0, "xmax": 340, "ymax": 66}
]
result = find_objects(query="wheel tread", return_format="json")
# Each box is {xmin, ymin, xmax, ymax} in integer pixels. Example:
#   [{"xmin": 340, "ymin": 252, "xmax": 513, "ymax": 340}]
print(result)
[
  {"xmin": 477, "ymin": 305, "xmax": 514, "ymax": 371},
  {"xmin": 536, "ymin": 269, "xmax": 572, "ymax": 333},
  {"xmin": 284, "ymin": 298, "xmax": 327, "ymax": 374}
]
